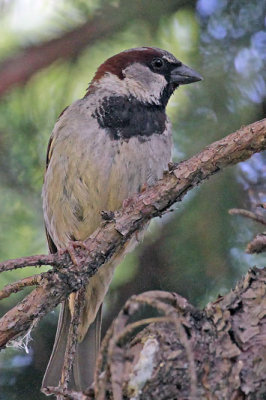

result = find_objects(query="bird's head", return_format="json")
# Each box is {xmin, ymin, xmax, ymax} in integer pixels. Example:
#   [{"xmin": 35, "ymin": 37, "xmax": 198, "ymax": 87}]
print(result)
[{"xmin": 88, "ymin": 47, "xmax": 202, "ymax": 107}]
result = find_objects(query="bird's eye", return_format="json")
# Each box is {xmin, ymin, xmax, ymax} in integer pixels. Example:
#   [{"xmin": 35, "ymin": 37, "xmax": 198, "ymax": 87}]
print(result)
[{"xmin": 151, "ymin": 58, "xmax": 164, "ymax": 69}]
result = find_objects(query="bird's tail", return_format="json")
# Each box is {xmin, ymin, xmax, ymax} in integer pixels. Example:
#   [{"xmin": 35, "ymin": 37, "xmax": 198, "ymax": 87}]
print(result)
[{"xmin": 42, "ymin": 300, "xmax": 102, "ymax": 391}]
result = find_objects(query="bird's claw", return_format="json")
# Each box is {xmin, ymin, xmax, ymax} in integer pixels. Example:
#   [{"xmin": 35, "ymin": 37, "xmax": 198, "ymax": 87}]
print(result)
[{"xmin": 60, "ymin": 241, "xmax": 90, "ymax": 266}]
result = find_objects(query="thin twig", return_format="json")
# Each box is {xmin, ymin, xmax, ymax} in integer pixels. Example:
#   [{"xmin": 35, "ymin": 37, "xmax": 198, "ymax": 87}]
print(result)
[
  {"xmin": 114, "ymin": 317, "xmax": 170, "ymax": 346},
  {"xmin": 0, "ymin": 274, "xmax": 43, "ymax": 300},
  {"xmin": 0, "ymin": 253, "xmax": 58, "ymax": 273},
  {"xmin": 229, "ymin": 208, "xmax": 266, "ymax": 226}
]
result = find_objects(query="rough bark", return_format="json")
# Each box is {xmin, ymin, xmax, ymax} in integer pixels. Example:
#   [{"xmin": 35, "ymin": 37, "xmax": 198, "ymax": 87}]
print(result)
[
  {"xmin": 0, "ymin": 118, "xmax": 265, "ymax": 349},
  {"xmin": 92, "ymin": 267, "xmax": 266, "ymax": 400}
]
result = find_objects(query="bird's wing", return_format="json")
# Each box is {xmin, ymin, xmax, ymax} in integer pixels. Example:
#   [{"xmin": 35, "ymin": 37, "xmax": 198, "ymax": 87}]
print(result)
[{"xmin": 44, "ymin": 133, "xmax": 58, "ymax": 254}]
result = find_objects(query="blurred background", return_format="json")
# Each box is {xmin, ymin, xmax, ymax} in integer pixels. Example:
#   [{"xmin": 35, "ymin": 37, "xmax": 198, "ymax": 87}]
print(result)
[{"xmin": 0, "ymin": 0, "xmax": 265, "ymax": 398}]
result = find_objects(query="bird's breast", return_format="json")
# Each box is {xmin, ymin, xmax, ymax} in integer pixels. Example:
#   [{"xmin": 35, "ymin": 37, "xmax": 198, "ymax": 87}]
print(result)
[{"xmin": 43, "ymin": 101, "xmax": 172, "ymax": 249}]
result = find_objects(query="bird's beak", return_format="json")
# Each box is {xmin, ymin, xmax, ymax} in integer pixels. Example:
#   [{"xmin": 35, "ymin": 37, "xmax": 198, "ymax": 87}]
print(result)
[{"xmin": 170, "ymin": 64, "xmax": 203, "ymax": 85}]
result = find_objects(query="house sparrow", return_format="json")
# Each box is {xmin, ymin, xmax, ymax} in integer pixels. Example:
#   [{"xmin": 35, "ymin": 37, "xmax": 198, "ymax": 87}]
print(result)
[{"xmin": 42, "ymin": 47, "xmax": 202, "ymax": 390}]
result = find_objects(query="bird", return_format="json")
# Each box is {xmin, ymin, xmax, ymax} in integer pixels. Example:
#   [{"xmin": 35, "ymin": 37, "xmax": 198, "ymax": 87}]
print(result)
[{"xmin": 42, "ymin": 46, "xmax": 202, "ymax": 391}]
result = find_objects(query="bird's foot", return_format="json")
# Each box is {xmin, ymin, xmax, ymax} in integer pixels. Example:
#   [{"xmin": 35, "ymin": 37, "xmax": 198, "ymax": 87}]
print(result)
[
  {"xmin": 59, "ymin": 244, "xmax": 78, "ymax": 266},
  {"xmin": 71, "ymin": 240, "xmax": 90, "ymax": 251},
  {"xmin": 60, "ymin": 241, "xmax": 90, "ymax": 266}
]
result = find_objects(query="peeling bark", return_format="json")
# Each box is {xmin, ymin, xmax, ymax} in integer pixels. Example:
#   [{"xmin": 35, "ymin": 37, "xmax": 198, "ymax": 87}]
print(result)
[{"xmin": 94, "ymin": 268, "xmax": 266, "ymax": 400}]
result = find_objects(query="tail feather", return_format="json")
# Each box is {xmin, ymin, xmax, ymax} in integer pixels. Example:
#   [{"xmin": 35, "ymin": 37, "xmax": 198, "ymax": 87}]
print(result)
[
  {"xmin": 42, "ymin": 302, "xmax": 102, "ymax": 391},
  {"xmin": 73, "ymin": 305, "xmax": 102, "ymax": 390},
  {"xmin": 42, "ymin": 301, "xmax": 71, "ymax": 388}
]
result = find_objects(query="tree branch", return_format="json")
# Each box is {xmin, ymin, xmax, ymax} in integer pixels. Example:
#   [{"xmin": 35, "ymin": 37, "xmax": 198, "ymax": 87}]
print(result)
[
  {"xmin": 0, "ymin": 274, "xmax": 42, "ymax": 300},
  {"xmin": 0, "ymin": 253, "xmax": 59, "ymax": 273},
  {"xmin": 0, "ymin": 118, "xmax": 265, "ymax": 349},
  {"xmin": 92, "ymin": 267, "xmax": 266, "ymax": 400},
  {"xmin": 229, "ymin": 208, "xmax": 266, "ymax": 226},
  {"xmin": 0, "ymin": 0, "xmax": 194, "ymax": 97}
]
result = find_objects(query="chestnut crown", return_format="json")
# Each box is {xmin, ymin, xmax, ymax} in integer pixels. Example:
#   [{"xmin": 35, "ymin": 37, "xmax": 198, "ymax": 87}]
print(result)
[{"xmin": 93, "ymin": 47, "xmax": 202, "ymax": 85}]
